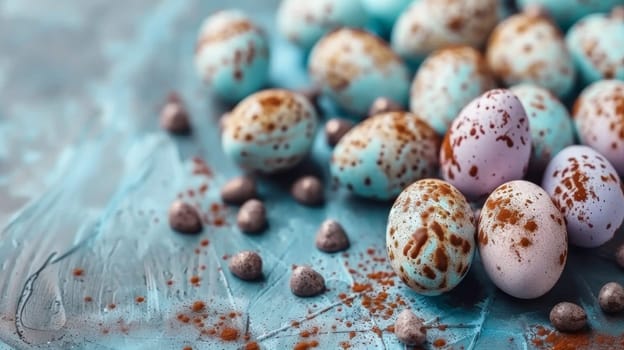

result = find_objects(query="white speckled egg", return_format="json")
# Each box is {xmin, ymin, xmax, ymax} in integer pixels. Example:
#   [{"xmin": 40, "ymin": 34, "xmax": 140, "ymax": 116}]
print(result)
[
  {"xmin": 361, "ymin": 0, "xmax": 412, "ymax": 31},
  {"xmin": 573, "ymin": 80, "xmax": 624, "ymax": 175},
  {"xmin": 478, "ymin": 180, "xmax": 568, "ymax": 299},
  {"xmin": 410, "ymin": 46, "xmax": 496, "ymax": 135},
  {"xmin": 510, "ymin": 84, "xmax": 575, "ymax": 172},
  {"xmin": 277, "ymin": 0, "xmax": 367, "ymax": 50},
  {"xmin": 542, "ymin": 145, "xmax": 624, "ymax": 248},
  {"xmin": 309, "ymin": 28, "xmax": 410, "ymax": 117},
  {"xmin": 195, "ymin": 10, "xmax": 270, "ymax": 102},
  {"xmin": 221, "ymin": 89, "xmax": 317, "ymax": 173},
  {"xmin": 391, "ymin": 0, "xmax": 499, "ymax": 64},
  {"xmin": 331, "ymin": 112, "xmax": 440, "ymax": 200},
  {"xmin": 386, "ymin": 179, "xmax": 476, "ymax": 296},
  {"xmin": 440, "ymin": 89, "xmax": 531, "ymax": 200},
  {"xmin": 486, "ymin": 11, "xmax": 575, "ymax": 97}
]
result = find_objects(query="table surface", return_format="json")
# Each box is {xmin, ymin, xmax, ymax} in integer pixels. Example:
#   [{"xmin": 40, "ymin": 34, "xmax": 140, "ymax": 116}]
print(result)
[{"xmin": 1, "ymin": 1, "xmax": 623, "ymax": 349}]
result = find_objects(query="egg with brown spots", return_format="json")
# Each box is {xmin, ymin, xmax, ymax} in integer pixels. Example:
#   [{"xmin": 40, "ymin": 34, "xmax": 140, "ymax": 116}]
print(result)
[
  {"xmin": 542, "ymin": 145, "xmax": 624, "ymax": 248},
  {"xmin": 440, "ymin": 89, "xmax": 531, "ymax": 200},
  {"xmin": 386, "ymin": 179, "xmax": 476, "ymax": 296},
  {"xmin": 331, "ymin": 111, "xmax": 440, "ymax": 200},
  {"xmin": 222, "ymin": 89, "xmax": 318, "ymax": 173},
  {"xmin": 478, "ymin": 180, "xmax": 568, "ymax": 299}
]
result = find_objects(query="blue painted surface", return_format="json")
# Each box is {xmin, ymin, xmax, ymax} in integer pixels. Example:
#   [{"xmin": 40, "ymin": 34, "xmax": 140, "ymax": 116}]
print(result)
[{"xmin": 0, "ymin": 1, "xmax": 623, "ymax": 349}]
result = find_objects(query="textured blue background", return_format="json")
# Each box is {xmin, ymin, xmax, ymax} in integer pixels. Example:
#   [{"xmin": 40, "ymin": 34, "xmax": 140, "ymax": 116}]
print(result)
[{"xmin": 0, "ymin": 1, "xmax": 623, "ymax": 349}]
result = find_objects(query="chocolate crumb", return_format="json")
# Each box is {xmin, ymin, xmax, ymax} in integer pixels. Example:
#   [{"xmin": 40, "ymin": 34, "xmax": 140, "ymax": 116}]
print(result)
[
  {"xmin": 168, "ymin": 200, "xmax": 202, "ymax": 234},
  {"xmin": 290, "ymin": 266, "xmax": 325, "ymax": 297},
  {"xmin": 221, "ymin": 176, "xmax": 257, "ymax": 205},
  {"xmin": 549, "ymin": 302, "xmax": 587, "ymax": 332},
  {"xmin": 291, "ymin": 176, "xmax": 324, "ymax": 206},
  {"xmin": 394, "ymin": 309, "xmax": 426, "ymax": 346},
  {"xmin": 368, "ymin": 97, "xmax": 402, "ymax": 117},
  {"xmin": 598, "ymin": 282, "xmax": 624, "ymax": 313},
  {"xmin": 237, "ymin": 199, "xmax": 267, "ymax": 233},
  {"xmin": 315, "ymin": 219, "xmax": 350, "ymax": 253},
  {"xmin": 228, "ymin": 251, "xmax": 263, "ymax": 281},
  {"xmin": 160, "ymin": 94, "xmax": 191, "ymax": 134},
  {"xmin": 325, "ymin": 118, "xmax": 354, "ymax": 147}
]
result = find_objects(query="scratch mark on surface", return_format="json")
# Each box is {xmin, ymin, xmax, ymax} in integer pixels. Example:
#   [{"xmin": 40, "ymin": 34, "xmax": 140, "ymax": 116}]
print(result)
[{"xmin": 466, "ymin": 296, "xmax": 492, "ymax": 350}]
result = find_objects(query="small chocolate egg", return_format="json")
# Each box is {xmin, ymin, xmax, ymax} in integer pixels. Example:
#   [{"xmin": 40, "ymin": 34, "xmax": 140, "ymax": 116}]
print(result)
[
  {"xmin": 510, "ymin": 84, "xmax": 575, "ymax": 172},
  {"xmin": 195, "ymin": 10, "xmax": 270, "ymax": 102},
  {"xmin": 361, "ymin": 0, "xmax": 412, "ymax": 31},
  {"xmin": 486, "ymin": 10, "xmax": 575, "ymax": 97},
  {"xmin": 222, "ymin": 89, "xmax": 317, "ymax": 173},
  {"xmin": 309, "ymin": 28, "xmax": 410, "ymax": 116},
  {"xmin": 440, "ymin": 89, "xmax": 531, "ymax": 200},
  {"xmin": 517, "ymin": 0, "xmax": 622, "ymax": 29},
  {"xmin": 331, "ymin": 112, "xmax": 440, "ymax": 200},
  {"xmin": 542, "ymin": 145, "xmax": 624, "ymax": 247},
  {"xmin": 391, "ymin": 0, "xmax": 499, "ymax": 64},
  {"xmin": 410, "ymin": 46, "xmax": 496, "ymax": 135},
  {"xmin": 386, "ymin": 179, "xmax": 476, "ymax": 296},
  {"xmin": 277, "ymin": 0, "xmax": 367, "ymax": 50},
  {"xmin": 478, "ymin": 180, "xmax": 568, "ymax": 299},
  {"xmin": 573, "ymin": 80, "xmax": 624, "ymax": 175}
]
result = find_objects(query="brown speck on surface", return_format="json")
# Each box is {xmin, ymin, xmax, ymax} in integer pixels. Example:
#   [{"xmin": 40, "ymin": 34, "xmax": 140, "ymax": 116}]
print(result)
[
  {"xmin": 190, "ymin": 275, "xmax": 201, "ymax": 286},
  {"xmin": 135, "ymin": 296, "xmax": 145, "ymax": 303},
  {"xmin": 433, "ymin": 339, "xmax": 447, "ymax": 347},
  {"xmin": 220, "ymin": 327, "xmax": 239, "ymax": 341},
  {"xmin": 84, "ymin": 296, "xmax": 93, "ymax": 303},
  {"xmin": 191, "ymin": 301, "xmax": 205, "ymax": 312},
  {"xmin": 72, "ymin": 268, "xmax": 84, "ymax": 277}
]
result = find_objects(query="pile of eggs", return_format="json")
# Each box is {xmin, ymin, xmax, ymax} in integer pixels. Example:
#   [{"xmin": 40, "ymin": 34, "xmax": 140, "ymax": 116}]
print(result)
[{"xmin": 195, "ymin": 2, "xmax": 624, "ymax": 300}]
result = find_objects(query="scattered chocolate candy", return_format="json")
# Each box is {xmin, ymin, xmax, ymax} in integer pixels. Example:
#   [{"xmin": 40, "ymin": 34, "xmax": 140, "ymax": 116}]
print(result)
[
  {"xmin": 221, "ymin": 176, "xmax": 257, "ymax": 205},
  {"xmin": 617, "ymin": 244, "xmax": 624, "ymax": 269},
  {"xmin": 315, "ymin": 219, "xmax": 350, "ymax": 253},
  {"xmin": 394, "ymin": 309, "xmax": 427, "ymax": 346},
  {"xmin": 168, "ymin": 200, "xmax": 203, "ymax": 234},
  {"xmin": 237, "ymin": 199, "xmax": 267, "ymax": 234},
  {"xmin": 290, "ymin": 266, "xmax": 325, "ymax": 297},
  {"xmin": 324, "ymin": 118, "xmax": 354, "ymax": 147},
  {"xmin": 160, "ymin": 93, "xmax": 191, "ymax": 134},
  {"xmin": 598, "ymin": 282, "xmax": 624, "ymax": 314},
  {"xmin": 549, "ymin": 302, "xmax": 587, "ymax": 332},
  {"xmin": 291, "ymin": 176, "xmax": 324, "ymax": 206},
  {"xmin": 228, "ymin": 251, "xmax": 263, "ymax": 281},
  {"xmin": 368, "ymin": 97, "xmax": 402, "ymax": 117}
]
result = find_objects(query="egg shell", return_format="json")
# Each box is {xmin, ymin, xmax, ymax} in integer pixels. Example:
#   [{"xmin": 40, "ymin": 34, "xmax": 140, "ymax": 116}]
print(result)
[
  {"xmin": 222, "ymin": 89, "xmax": 318, "ymax": 173},
  {"xmin": 573, "ymin": 80, "xmax": 624, "ymax": 175},
  {"xmin": 361, "ymin": 0, "xmax": 412, "ymax": 30},
  {"xmin": 195, "ymin": 10, "xmax": 270, "ymax": 102},
  {"xmin": 542, "ymin": 145, "xmax": 624, "ymax": 247},
  {"xmin": 391, "ymin": 0, "xmax": 499, "ymax": 64},
  {"xmin": 277, "ymin": 0, "xmax": 367, "ymax": 50},
  {"xmin": 478, "ymin": 180, "xmax": 568, "ymax": 299},
  {"xmin": 510, "ymin": 84, "xmax": 575, "ymax": 172},
  {"xmin": 486, "ymin": 12, "xmax": 575, "ymax": 97},
  {"xmin": 309, "ymin": 28, "xmax": 410, "ymax": 117},
  {"xmin": 410, "ymin": 46, "xmax": 496, "ymax": 135},
  {"xmin": 566, "ymin": 10, "xmax": 624, "ymax": 86},
  {"xmin": 386, "ymin": 179, "xmax": 476, "ymax": 296},
  {"xmin": 517, "ymin": 0, "xmax": 622, "ymax": 29},
  {"xmin": 331, "ymin": 112, "xmax": 440, "ymax": 200},
  {"xmin": 440, "ymin": 89, "xmax": 531, "ymax": 200}
]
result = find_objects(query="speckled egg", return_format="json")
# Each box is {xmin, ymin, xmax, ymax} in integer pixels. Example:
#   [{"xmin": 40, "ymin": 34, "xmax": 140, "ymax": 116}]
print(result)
[
  {"xmin": 566, "ymin": 8, "xmax": 624, "ymax": 85},
  {"xmin": 478, "ymin": 180, "xmax": 568, "ymax": 299},
  {"xmin": 331, "ymin": 112, "xmax": 440, "ymax": 200},
  {"xmin": 361, "ymin": 0, "xmax": 412, "ymax": 31},
  {"xmin": 386, "ymin": 179, "xmax": 476, "ymax": 296},
  {"xmin": 410, "ymin": 46, "xmax": 496, "ymax": 135},
  {"xmin": 573, "ymin": 80, "xmax": 624, "ymax": 175},
  {"xmin": 391, "ymin": 0, "xmax": 499, "ymax": 64},
  {"xmin": 510, "ymin": 84, "xmax": 575, "ymax": 172},
  {"xmin": 486, "ymin": 11, "xmax": 576, "ymax": 97},
  {"xmin": 222, "ymin": 89, "xmax": 317, "ymax": 173},
  {"xmin": 517, "ymin": 0, "xmax": 623, "ymax": 29},
  {"xmin": 542, "ymin": 145, "xmax": 624, "ymax": 247},
  {"xmin": 277, "ymin": 0, "xmax": 367, "ymax": 50},
  {"xmin": 195, "ymin": 10, "xmax": 270, "ymax": 102},
  {"xmin": 309, "ymin": 29, "xmax": 410, "ymax": 117},
  {"xmin": 440, "ymin": 89, "xmax": 531, "ymax": 200}
]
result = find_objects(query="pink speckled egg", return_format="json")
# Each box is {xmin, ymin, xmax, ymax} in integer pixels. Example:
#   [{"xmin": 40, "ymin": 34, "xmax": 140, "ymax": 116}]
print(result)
[
  {"xmin": 440, "ymin": 89, "xmax": 531, "ymax": 200},
  {"xmin": 478, "ymin": 180, "xmax": 567, "ymax": 299},
  {"xmin": 542, "ymin": 145, "xmax": 624, "ymax": 248}
]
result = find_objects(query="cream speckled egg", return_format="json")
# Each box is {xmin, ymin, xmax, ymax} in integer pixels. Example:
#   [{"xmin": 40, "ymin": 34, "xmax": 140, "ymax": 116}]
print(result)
[
  {"xmin": 386, "ymin": 179, "xmax": 476, "ymax": 296},
  {"xmin": 222, "ymin": 89, "xmax": 317, "ymax": 173},
  {"xmin": 478, "ymin": 180, "xmax": 568, "ymax": 299}
]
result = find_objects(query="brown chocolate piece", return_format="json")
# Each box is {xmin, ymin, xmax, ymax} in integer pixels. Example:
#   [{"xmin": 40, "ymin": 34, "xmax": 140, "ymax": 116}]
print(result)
[
  {"xmin": 394, "ymin": 309, "xmax": 427, "ymax": 346},
  {"xmin": 237, "ymin": 199, "xmax": 267, "ymax": 233},
  {"xmin": 325, "ymin": 118, "xmax": 354, "ymax": 147},
  {"xmin": 549, "ymin": 302, "xmax": 587, "ymax": 332},
  {"xmin": 160, "ymin": 94, "xmax": 191, "ymax": 134},
  {"xmin": 368, "ymin": 97, "xmax": 402, "ymax": 117},
  {"xmin": 598, "ymin": 282, "xmax": 624, "ymax": 313},
  {"xmin": 290, "ymin": 266, "xmax": 325, "ymax": 297},
  {"xmin": 291, "ymin": 176, "xmax": 324, "ymax": 206},
  {"xmin": 221, "ymin": 176, "xmax": 257, "ymax": 205},
  {"xmin": 168, "ymin": 200, "xmax": 202, "ymax": 234},
  {"xmin": 315, "ymin": 219, "xmax": 350, "ymax": 253},
  {"xmin": 229, "ymin": 251, "xmax": 263, "ymax": 281}
]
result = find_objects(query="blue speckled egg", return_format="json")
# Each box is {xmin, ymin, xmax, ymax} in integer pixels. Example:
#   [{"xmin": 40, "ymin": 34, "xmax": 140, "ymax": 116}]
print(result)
[
  {"xmin": 195, "ymin": 10, "xmax": 270, "ymax": 102},
  {"xmin": 222, "ymin": 89, "xmax": 317, "ymax": 173},
  {"xmin": 517, "ymin": 0, "xmax": 623, "ymax": 29},
  {"xmin": 391, "ymin": 0, "xmax": 499, "ymax": 64},
  {"xmin": 566, "ymin": 8, "xmax": 624, "ymax": 85},
  {"xmin": 309, "ymin": 28, "xmax": 410, "ymax": 117},
  {"xmin": 510, "ymin": 84, "xmax": 575, "ymax": 172},
  {"xmin": 277, "ymin": 0, "xmax": 367, "ymax": 50},
  {"xmin": 410, "ymin": 46, "xmax": 496, "ymax": 135},
  {"xmin": 386, "ymin": 179, "xmax": 476, "ymax": 296},
  {"xmin": 331, "ymin": 112, "xmax": 440, "ymax": 200},
  {"xmin": 486, "ymin": 11, "xmax": 576, "ymax": 97},
  {"xmin": 361, "ymin": 0, "xmax": 412, "ymax": 31}
]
